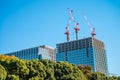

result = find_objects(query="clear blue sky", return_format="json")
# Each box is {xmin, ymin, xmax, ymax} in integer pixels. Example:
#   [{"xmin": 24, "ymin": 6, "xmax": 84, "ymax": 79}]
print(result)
[{"xmin": 0, "ymin": 0, "xmax": 120, "ymax": 75}]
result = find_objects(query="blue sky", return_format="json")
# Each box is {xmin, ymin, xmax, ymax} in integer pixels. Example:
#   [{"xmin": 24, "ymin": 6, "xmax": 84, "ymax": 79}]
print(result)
[{"xmin": 0, "ymin": 0, "xmax": 120, "ymax": 75}]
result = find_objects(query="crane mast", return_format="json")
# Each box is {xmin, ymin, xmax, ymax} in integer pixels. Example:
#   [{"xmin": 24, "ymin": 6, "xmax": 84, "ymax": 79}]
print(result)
[
  {"xmin": 74, "ymin": 23, "xmax": 80, "ymax": 40},
  {"xmin": 65, "ymin": 27, "xmax": 70, "ymax": 42}
]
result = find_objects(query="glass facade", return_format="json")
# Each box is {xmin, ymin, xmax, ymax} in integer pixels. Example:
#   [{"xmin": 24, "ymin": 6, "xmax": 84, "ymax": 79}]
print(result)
[
  {"xmin": 38, "ymin": 47, "xmax": 51, "ymax": 60},
  {"xmin": 7, "ymin": 47, "xmax": 38, "ymax": 60},
  {"xmin": 56, "ymin": 37, "xmax": 108, "ymax": 75},
  {"xmin": 56, "ymin": 47, "xmax": 95, "ymax": 72},
  {"xmin": 40, "ymin": 45, "xmax": 56, "ymax": 61},
  {"xmin": 6, "ymin": 45, "xmax": 55, "ymax": 61}
]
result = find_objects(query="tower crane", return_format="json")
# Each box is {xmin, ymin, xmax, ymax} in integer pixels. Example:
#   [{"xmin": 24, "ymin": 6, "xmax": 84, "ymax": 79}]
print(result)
[
  {"xmin": 83, "ymin": 15, "xmax": 96, "ymax": 37},
  {"xmin": 64, "ymin": 8, "xmax": 72, "ymax": 42},
  {"xmin": 65, "ymin": 8, "xmax": 80, "ymax": 41},
  {"xmin": 74, "ymin": 23, "xmax": 80, "ymax": 40},
  {"xmin": 65, "ymin": 27, "xmax": 70, "ymax": 42}
]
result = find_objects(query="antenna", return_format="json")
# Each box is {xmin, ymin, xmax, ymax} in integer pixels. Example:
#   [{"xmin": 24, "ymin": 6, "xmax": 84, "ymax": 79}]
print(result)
[{"xmin": 83, "ymin": 15, "xmax": 96, "ymax": 37}]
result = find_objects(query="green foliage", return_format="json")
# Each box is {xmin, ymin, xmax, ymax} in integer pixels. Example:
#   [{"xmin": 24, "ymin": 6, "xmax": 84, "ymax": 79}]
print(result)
[
  {"xmin": 91, "ymin": 72, "xmax": 108, "ymax": 80},
  {"xmin": 41, "ymin": 59, "xmax": 56, "ymax": 80},
  {"xmin": 54, "ymin": 62, "xmax": 87, "ymax": 80},
  {"xmin": 108, "ymin": 76, "xmax": 120, "ymax": 80},
  {"xmin": 0, "ymin": 58, "xmax": 29, "ymax": 79},
  {"xmin": 6, "ymin": 75, "xmax": 19, "ymax": 80},
  {"xmin": 78, "ymin": 65, "xmax": 92, "ymax": 80},
  {"xmin": 15, "ymin": 60, "xmax": 29, "ymax": 79},
  {"xmin": 0, "ymin": 55, "xmax": 120, "ymax": 80},
  {"xmin": 26, "ymin": 60, "xmax": 46, "ymax": 80},
  {"xmin": 118, "ymin": 76, "xmax": 120, "ymax": 80},
  {"xmin": 0, "ymin": 64, "xmax": 7, "ymax": 80}
]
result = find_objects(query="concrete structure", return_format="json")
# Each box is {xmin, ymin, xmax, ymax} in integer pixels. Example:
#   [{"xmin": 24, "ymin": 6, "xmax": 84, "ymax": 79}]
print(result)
[
  {"xmin": 6, "ymin": 45, "xmax": 56, "ymax": 61},
  {"xmin": 56, "ymin": 37, "xmax": 108, "ymax": 75}
]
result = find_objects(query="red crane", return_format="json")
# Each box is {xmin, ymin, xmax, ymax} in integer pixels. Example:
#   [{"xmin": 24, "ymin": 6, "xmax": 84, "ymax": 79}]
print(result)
[
  {"xmin": 64, "ymin": 8, "xmax": 71, "ymax": 42},
  {"xmin": 83, "ymin": 15, "xmax": 96, "ymax": 37},
  {"xmin": 65, "ymin": 27, "xmax": 70, "ymax": 42},
  {"xmin": 74, "ymin": 23, "xmax": 80, "ymax": 40},
  {"xmin": 65, "ymin": 8, "xmax": 80, "ymax": 41}
]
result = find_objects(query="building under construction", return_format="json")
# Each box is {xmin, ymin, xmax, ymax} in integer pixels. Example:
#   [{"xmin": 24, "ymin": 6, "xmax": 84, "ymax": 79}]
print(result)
[
  {"xmin": 56, "ymin": 8, "xmax": 108, "ymax": 75},
  {"xmin": 56, "ymin": 37, "xmax": 108, "ymax": 75}
]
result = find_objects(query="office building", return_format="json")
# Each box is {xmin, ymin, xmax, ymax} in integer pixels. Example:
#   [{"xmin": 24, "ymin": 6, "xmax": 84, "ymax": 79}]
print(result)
[
  {"xmin": 6, "ymin": 45, "xmax": 56, "ymax": 61},
  {"xmin": 40, "ymin": 45, "xmax": 56, "ymax": 61},
  {"xmin": 56, "ymin": 37, "xmax": 108, "ymax": 75}
]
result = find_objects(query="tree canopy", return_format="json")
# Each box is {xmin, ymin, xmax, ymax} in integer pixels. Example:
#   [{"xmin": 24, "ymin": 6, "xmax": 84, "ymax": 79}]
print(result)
[
  {"xmin": 0, "ymin": 64, "xmax": 7, "ymax": 80},
  {"xmin": 0, "ymin": 55, "xmax": 119, "ymax": 80}
]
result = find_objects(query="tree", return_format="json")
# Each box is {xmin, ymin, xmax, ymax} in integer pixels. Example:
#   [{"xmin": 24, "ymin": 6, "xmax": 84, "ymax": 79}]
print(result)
[
  {"xmin": 78, "ymin": 65, "xmax": 92, "ymax": 80},
  {"xmin": 0, "ymin": 64, "xmax": 7, "ymax": 80},
  {"xmin": 15, "ymin": 60, "xmax": 29, "ymax": 79},
  {"xmin": 41, "ymin": 59, "xmax": 56, "ymax": 80},
  {"xmin": 2, "ymin": 55, "xmax": 120, "ymax": 80},
  {"xmin": 0, "ymin": 55, "xmax": 18, "ymax": 61},
  {"xmin": 0, "ymin": 55, "xmax": 29, "ymax": 80},
  {"xmin": 117, "ymin": 76, "xmax": 120, "ymax": 80},
  {"xmin": 26, "ymin": 60, "xmax": 46, "ymax": 80},
  {"xmin": 6, "ymin": 75, "xmax": 19, "ymax": 80},
  {"xmin": 54, "ymin": 61, "xmax": 87, "ymax": 80},
  {"xmin": 108, "ymin": 76, "xmax": 120, "ymax": 80},
  {"xmin": 91, "ymin": 72, "xmax": 108, "ymax": 80}
]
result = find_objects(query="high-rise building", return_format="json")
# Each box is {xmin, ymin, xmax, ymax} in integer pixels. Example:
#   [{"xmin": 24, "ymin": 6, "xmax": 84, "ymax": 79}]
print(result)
[
  {"xmin": 56, "ymin": 37, "xmax": 108, "ymax": 75},
  {"xmin": 40, "ymin": 45, "xmax": 56, "ymax": 61},
  {"xmin": 6, "ymin": 45, "xmax": 56, "ymax": 61}
]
